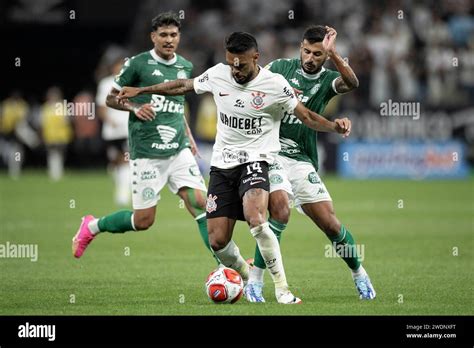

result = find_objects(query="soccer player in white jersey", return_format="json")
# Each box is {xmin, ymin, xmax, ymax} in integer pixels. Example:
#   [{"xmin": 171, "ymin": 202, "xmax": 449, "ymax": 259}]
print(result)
[
  {"xmin": 118, "ymin": 32, "xmax": 352, "ymax": 304},
  {"xmin": 96, "ymin": 57, "xmax": 131, "ymax": 206}
]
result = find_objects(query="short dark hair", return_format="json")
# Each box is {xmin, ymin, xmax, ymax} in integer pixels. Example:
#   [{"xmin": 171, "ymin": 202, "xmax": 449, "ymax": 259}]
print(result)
[
  {"xmin": 302, "ymin": 25, "xmax": 326, "ymax": 44},
  {"xmin": 151, "ymin": 12, "xmax": 181, "ymax": 31},
  {"xmin": 225, "ymin": 32, "xmax": 258, "ymax": 54}
]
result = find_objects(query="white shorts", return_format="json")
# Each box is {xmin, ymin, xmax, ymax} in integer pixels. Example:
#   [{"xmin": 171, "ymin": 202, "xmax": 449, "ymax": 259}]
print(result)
[
  {"xmin": 130, "ymin": 148, "xmax": 207, "ymax": 209},
  {"xmin": 269, "ymin": 154, "xmax": 332, "ymax": 208}
]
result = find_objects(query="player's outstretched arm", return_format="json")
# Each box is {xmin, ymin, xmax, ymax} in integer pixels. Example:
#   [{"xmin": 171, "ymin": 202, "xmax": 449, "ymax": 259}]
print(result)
[
  {"xmin": 293, "ymin": 102, "xmax": 351, "ymax": 137},
  {"xmin": 118, "ymin": 79, "xmax": 195, "ymax": 99},
  {"xmin": 323, "ymin": 26, "xmax": 359, "ymax": 93}
]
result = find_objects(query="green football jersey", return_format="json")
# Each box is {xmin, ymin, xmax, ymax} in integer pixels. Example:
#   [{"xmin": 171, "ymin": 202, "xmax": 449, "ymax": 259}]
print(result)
[
  {"xmin": 113, "ymin": 49, "xmax": 193, "ymax": 160},
  {"xmin": 267, "ymin": 58, "xmax": 340, "ymax": 170}
]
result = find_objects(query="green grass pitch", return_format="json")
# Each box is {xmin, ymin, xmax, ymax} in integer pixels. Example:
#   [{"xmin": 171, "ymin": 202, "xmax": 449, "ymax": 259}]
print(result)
[{"xmin": 0, "ymin": 170, "xmax": 472, "ymax": 315}]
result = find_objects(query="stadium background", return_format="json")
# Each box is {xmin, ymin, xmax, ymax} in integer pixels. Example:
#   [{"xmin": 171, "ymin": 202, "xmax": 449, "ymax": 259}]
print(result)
[
  {"xmin": 2, "ymin": 0, "xmax": 473, "ymax": 175},
  {"xmin": 0, "ymin": 0, "xmax": 473, "ymax": 318}
]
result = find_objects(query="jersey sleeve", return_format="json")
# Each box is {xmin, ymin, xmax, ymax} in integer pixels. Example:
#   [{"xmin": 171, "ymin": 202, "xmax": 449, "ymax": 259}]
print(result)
[
  {"xmin": 112, "ymin": 57, "xmax": 138, "ymax": 91},
  {"xmin": 193, "ymin": 64, "xmax": 221, "ymax": 95},
  {"xmin": 264, "ymin": 59, "xmax": 286, "ymax": 74},
  {"xmin": 274, "ymin": 74, "xmax": 299, "ymax": 114},
  {"xmin": 327, "ymin": 70, "xmax": 343, "ymax": 99}
]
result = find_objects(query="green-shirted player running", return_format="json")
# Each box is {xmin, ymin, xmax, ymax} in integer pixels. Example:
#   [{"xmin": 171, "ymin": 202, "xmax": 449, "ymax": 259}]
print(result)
[
  {"xmin": 245, "ymin": 25, "xmax": 376, "ymax": 302},
  {"xmin": 72, "ymin": 12, "xmax": 214, "ymax": 261}
]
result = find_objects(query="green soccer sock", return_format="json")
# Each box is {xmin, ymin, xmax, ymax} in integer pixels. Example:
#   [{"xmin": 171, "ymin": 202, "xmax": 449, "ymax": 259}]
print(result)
[
  {"xmin": 253, "ymin": 217, "xmax": 287, "ymax": 269},
  {"xmin": 98, "ymin": 210, "xmax": 135, "ymax": 233},
  {"xmin": 195, "ymin": 213, "xmax": 220, "ymax": 265},
  {"xmin": 328, "ymin": 224, "xmax": 361, "ymax": 271}
]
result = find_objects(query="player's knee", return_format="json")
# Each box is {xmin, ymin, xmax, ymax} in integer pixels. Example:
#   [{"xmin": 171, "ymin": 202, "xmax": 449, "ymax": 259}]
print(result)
[
  {"xmin": 269, "ymin": 192, "xmax": 290, "ymax": 224},
  {"xmin": 134, "ymin": 214, "xmax": 155, "ymax": 231},
  {"xmin": 246, "ymin": 214, "xmax": 266, "ymax": 229},
  {"xmin": 183, "ymin": 188, "xmax": 207, "ymax": 212},
  {"xmin": 269, "ymin": 202, "xmax": 290, "ymax": 224},
  {"xmin": 196, "ymin": 193, "xmax": 207, "ymax": 210},
  {"xmin": 209, "ymin": 234, "xmax": 228, "ymax": 251}
]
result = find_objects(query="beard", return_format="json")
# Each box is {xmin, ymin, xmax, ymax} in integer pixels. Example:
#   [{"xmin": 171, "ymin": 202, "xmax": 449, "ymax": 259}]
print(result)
[
  {"xmin": 300, "ymin": 54, "xmax": 321, "ymax": 74},
  {"xmin": 233, "ymin": 74, "xmax": 252, "ymax": 84}
]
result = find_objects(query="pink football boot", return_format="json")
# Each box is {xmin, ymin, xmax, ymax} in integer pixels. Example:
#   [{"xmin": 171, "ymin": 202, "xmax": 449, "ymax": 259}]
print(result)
[{"xmin": 72, "ymin": 215, "xmax": 96, "ymax": 258}]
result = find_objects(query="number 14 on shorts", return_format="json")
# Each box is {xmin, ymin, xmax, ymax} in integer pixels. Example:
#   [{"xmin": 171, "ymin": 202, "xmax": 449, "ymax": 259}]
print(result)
[{"xmin": 246, "ymin": 162, "xmax": 263, "ymax": 175}]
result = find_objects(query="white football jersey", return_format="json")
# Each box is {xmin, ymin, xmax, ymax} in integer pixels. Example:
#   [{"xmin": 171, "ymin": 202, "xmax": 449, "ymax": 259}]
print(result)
[
  {"xmin": 96, "ymin": 75, "xmax": 129, "ymax": 140},
  {"xmin": 194, "ymin": 63, "xmax": 298, "ymax": 169}
]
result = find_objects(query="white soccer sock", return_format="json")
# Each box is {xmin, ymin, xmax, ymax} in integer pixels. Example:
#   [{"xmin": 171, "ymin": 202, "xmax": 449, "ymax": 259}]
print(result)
[
  {"xmin": 249, "ymin": 265, "xmax": 265, "ymax": 284},
  {"xmin": 351, "ymin": 265, "xmax": 367, "ymax": 279},
  {"xmin": 213, "ymin": 240, "xmax": 249, "ymax": 281},
  {"xmin": 88, "ymin": 219, "xmax": 101, "ymax": 235},
  {"xmin": 250, "ymin": 222, "xmax": 288, "ymax": 290},
  {"xmin": 115, "ymin": 164, "xmax": 130, "ymax": 206}
]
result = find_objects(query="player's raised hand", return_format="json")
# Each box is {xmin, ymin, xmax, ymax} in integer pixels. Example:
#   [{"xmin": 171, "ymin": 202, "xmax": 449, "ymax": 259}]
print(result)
[
  {"xmin": 334, "ymin": 117, "xmax": 351, "ymax": 137},
  {"xmin": 133, "ymin": 103, "xmax": 155, "ymax": 121},
  {"xmin": 118, "ymin": 86, "xmax": 141, "ymax": 99},
  {"xmin": 323, "ymin": 26, "xmax": 337, "ymax": 55}
]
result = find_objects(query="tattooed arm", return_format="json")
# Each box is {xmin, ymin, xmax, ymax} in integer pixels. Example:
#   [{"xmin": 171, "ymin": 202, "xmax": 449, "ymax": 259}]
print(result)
[
  {"xmin": 117, "ymin": 79, "xmax": 195, "ymax": 99},
  {"xmin": 293, "ymin": 101, "xmax": 351, "ymax": 137},
  {"xmin": 323, "ymin": 26, "xmax": 359, "ymax": 93}
]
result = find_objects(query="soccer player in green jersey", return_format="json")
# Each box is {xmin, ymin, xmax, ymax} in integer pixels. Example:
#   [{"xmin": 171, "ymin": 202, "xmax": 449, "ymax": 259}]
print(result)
[
  {"xmin": 245, "ymin": 25, "xmax": 376, "ymax": 301},
  {"xmin": 72, "ymin": 12, "xmax": 214, "ymax": 261}
]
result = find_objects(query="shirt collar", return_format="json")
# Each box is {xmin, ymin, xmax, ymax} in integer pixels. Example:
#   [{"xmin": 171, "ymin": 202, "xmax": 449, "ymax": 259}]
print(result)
[
  {"xmin": 149, "ymin": 49, "xmax": 177, "ymax": 65},
  {"xmin": 299, "ymin": 66, "xmax": 326, "ymax": 80}
]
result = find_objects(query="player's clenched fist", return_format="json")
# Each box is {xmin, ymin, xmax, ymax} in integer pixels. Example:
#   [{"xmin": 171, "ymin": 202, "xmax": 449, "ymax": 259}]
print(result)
[
  {"xmin": 334, "ymin": 117, "xmax": 351, "ymax": 137},
  {"xmin": 118, "ymin": 86, "xmax": 141, "ymax": 99}
]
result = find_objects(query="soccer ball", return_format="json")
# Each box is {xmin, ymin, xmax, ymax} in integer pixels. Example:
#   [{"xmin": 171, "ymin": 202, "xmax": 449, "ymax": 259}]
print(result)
[{"xmin": 205, "ymin": 267, "xmax": 244, "ymax": 304}]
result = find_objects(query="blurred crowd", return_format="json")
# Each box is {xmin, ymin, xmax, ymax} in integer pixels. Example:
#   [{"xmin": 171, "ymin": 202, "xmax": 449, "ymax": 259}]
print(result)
[
  {"xmin": 129, "ymin": 0, "xmax": 473, "ymax": 108},
  {"xmin": 1, "ymin": 0, "xmax": 473, "ymax": 178}
]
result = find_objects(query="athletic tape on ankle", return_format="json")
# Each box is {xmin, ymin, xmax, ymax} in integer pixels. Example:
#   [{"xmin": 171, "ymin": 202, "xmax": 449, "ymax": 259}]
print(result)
[
  {"xmin": 268, "ymin": 218, "xmax": 286, "ymax": 232},
  {"xmin": 130, "ymin": 213, "xmax": 137, "ymax": 231},
  {"xmin": 250, "ymin": 222, "xmax": 270, "ymax": 237},
  {"xmin": 195, "ymin": 212, "xmax": 206, "ymax": 221}
]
